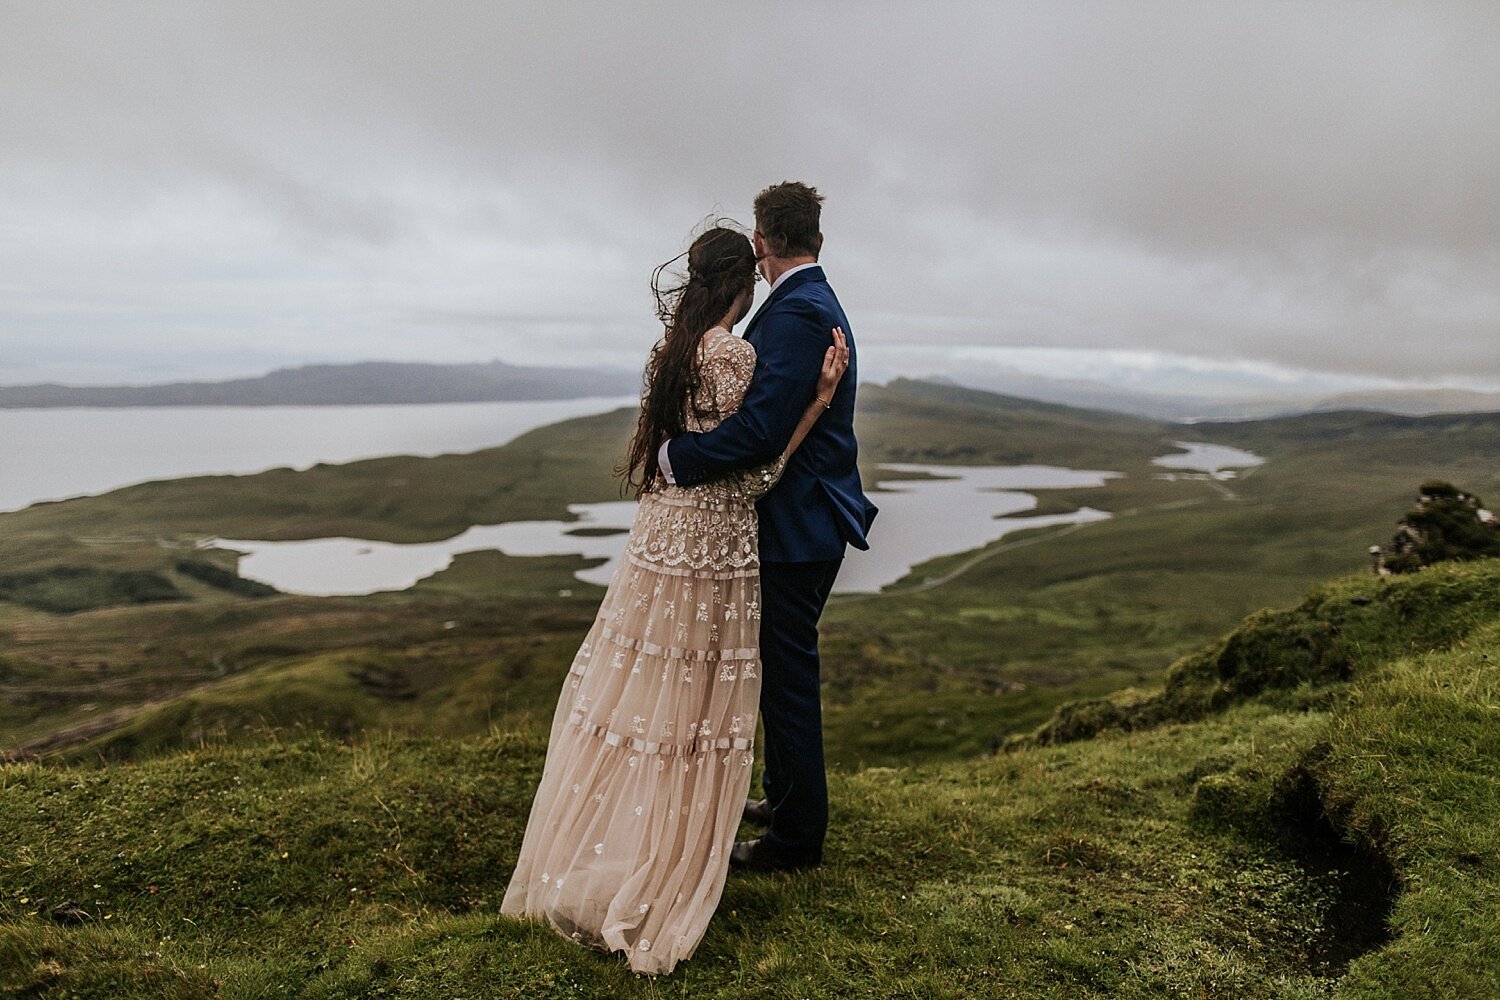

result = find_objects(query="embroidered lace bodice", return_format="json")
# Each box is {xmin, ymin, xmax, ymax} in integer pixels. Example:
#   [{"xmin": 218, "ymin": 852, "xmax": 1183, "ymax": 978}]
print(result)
[
  {"xmin": 662, "ymin": 326, "xmax": 787, "ymax": 507},
  {"xmin": 621, "ymin": 328, "xmax": 788, "ymax": 576}
]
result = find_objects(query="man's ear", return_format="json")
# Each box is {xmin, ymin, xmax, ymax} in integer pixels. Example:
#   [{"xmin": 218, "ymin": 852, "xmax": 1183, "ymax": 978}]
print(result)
[{"xmin": 813, "ymin": 232, "xmax": 824, "ymax": 258}]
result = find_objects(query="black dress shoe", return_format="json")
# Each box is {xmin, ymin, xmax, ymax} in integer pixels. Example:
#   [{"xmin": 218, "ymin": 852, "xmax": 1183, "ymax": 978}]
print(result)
[
  {"xmin": 742, "ymin": 797, "xmax": 772, "ymax": 826},
  {"xmin": 728, "ymin": 837, "xmax": 818, "ymax": 873}
]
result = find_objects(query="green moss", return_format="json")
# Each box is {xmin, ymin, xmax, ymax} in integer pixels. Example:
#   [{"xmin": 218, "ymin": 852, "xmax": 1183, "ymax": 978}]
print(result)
[{"xmin": 1030, "ymin": 562, "xmax": 1500, "ymax": 745}]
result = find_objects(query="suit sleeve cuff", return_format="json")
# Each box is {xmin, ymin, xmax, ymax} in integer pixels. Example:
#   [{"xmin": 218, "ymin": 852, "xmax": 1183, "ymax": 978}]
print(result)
[{"xmin": 657, "ymin": 440, "xmax": 676, "ymax": 485}]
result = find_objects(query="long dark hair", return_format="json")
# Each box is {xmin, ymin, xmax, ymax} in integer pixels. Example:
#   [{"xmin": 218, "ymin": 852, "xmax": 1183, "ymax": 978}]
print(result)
[{"xmin": 618, "ymin": 224, "xmax": 756, "ymax": 497}]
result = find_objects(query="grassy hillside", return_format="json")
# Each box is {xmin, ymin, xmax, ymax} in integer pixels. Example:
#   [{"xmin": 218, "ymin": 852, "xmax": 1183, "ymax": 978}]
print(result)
[
  {"xmin": 856, "ymin": 378, "xmax": 1173, "ymax": 469},
  {"xmin": 816, "ymin": 401, "xmax": 1499, "ymax": 768},
  {"xmin": 3, "ymin": 560, "xmax": 1497, "ymax": 997},
  {"xmin": 0, "ymin": 559, "xmax": 601, "ymax": 760}
]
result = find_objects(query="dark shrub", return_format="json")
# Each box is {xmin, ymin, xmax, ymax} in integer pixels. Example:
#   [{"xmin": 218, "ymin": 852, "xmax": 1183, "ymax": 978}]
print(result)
[
  {"xmin": 0, "ymin": 566, "xmax": 183, "ymax": 613},
  {"xmin": 175, "ymin": 560, "xmax": 278, "ymax": 597}
]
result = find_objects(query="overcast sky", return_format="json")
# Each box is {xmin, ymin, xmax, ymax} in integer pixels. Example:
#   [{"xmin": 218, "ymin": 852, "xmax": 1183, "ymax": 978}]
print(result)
[{"xmin": 3, "ymin": 1, "xmax": 1498, "ymax": 393}]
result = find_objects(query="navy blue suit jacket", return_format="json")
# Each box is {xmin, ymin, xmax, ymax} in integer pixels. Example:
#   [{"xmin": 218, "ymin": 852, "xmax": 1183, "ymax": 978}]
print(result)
[{"xmin": 665, "ymin": 265, "xmax": 876, "ymax": 563}]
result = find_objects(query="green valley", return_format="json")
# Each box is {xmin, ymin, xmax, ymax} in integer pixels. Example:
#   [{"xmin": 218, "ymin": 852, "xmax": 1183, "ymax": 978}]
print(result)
[{"xmin": 6, "ymin": 381, "xmax": 1494, "ymax": 767}]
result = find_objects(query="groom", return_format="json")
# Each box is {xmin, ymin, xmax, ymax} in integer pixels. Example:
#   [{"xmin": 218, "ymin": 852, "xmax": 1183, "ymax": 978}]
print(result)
[{"xmin": 659, "ymin": 181, "xmax": 876, "ymax": 871}]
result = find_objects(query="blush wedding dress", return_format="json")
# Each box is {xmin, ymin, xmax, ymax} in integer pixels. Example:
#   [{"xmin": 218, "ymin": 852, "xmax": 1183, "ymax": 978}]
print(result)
[{"xmin": 502, "ymin": 326, "xmax": 784, "ymax": 975}]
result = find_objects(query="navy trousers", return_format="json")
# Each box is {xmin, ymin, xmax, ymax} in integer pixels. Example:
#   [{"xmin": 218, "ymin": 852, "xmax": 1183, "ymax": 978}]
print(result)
[{"xmin": 757, "ymin": 557, "xmax": 843, "ymax": 864}]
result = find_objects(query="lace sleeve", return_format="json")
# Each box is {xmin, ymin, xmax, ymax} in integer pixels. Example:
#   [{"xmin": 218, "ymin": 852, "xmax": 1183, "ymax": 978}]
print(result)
[
  {"xmin": 697, "ymin": 335, "xmax": 787, "ymax": 501},
  {"xmin": 729, "ymin": 452, "xmax": 788, "ymax": 501}
]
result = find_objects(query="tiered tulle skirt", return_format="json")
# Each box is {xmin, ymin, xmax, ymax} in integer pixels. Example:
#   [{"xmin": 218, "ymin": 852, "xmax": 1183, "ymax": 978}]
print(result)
[{"xmin": 501, "ymin": 485, "xmax": 763, "ymax": 975}]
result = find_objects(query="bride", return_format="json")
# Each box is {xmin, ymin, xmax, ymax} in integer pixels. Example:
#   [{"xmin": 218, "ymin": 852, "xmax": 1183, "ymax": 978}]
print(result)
[{"xmin": 500, "ymin": 224, "xmax": 848, "ymax": 975}]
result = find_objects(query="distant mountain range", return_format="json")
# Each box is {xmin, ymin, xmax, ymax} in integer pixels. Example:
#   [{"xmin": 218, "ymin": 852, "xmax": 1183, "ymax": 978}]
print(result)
[
  {"xmin": 1311, "ymin": 387, "xmax": 1500, "ymax": 417},
  {"xmin": 0, "ymin": 360, "xmax": 641, "ymax": 408},
  {"xmin": 4, "ymin": 357, "xmax": 1495, "ymax": 419},
  {"xmin": 927, "ymin": 373, "xmax": 1500, "ymax": 421}
]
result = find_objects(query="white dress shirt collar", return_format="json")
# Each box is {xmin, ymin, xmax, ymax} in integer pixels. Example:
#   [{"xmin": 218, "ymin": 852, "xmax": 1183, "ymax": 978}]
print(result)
[{"xmin": 768, "ymin": 261, "xmax": 820, "ymax": 295}]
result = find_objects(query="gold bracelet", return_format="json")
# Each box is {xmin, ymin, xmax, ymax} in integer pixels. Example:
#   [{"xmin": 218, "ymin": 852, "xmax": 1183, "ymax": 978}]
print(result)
[{"xmin": 816, "ymin": 395, "xmax": 832, "ymax": 409}]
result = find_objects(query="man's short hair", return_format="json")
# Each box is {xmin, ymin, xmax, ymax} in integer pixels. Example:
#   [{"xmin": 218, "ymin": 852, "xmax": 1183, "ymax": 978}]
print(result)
[{"xmin": 753, "ymin": 181, "xmax": 824, "ymax": 259}]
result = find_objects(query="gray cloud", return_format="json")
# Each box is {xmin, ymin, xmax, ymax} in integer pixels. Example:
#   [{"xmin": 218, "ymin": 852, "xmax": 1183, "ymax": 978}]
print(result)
[{"xmin": 2, "ymin": 1, "xmax": 1497, "ymax": 385}]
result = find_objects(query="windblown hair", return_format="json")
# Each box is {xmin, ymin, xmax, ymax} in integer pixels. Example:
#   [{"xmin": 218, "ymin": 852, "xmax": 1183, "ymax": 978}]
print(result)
[
  {"xmin": 618, "ymin": 224, "xmax": 757, "ymax": 497},
  {"xmin": 753, "ymin": 181, "xmax": 824, "ymax": 259}
]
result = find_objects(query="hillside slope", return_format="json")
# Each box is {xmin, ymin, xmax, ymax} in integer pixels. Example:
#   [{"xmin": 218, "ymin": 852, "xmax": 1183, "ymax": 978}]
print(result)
[{"xmin": 3, "ymin": 560, "xmax": 1497, "ymax": 997}]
